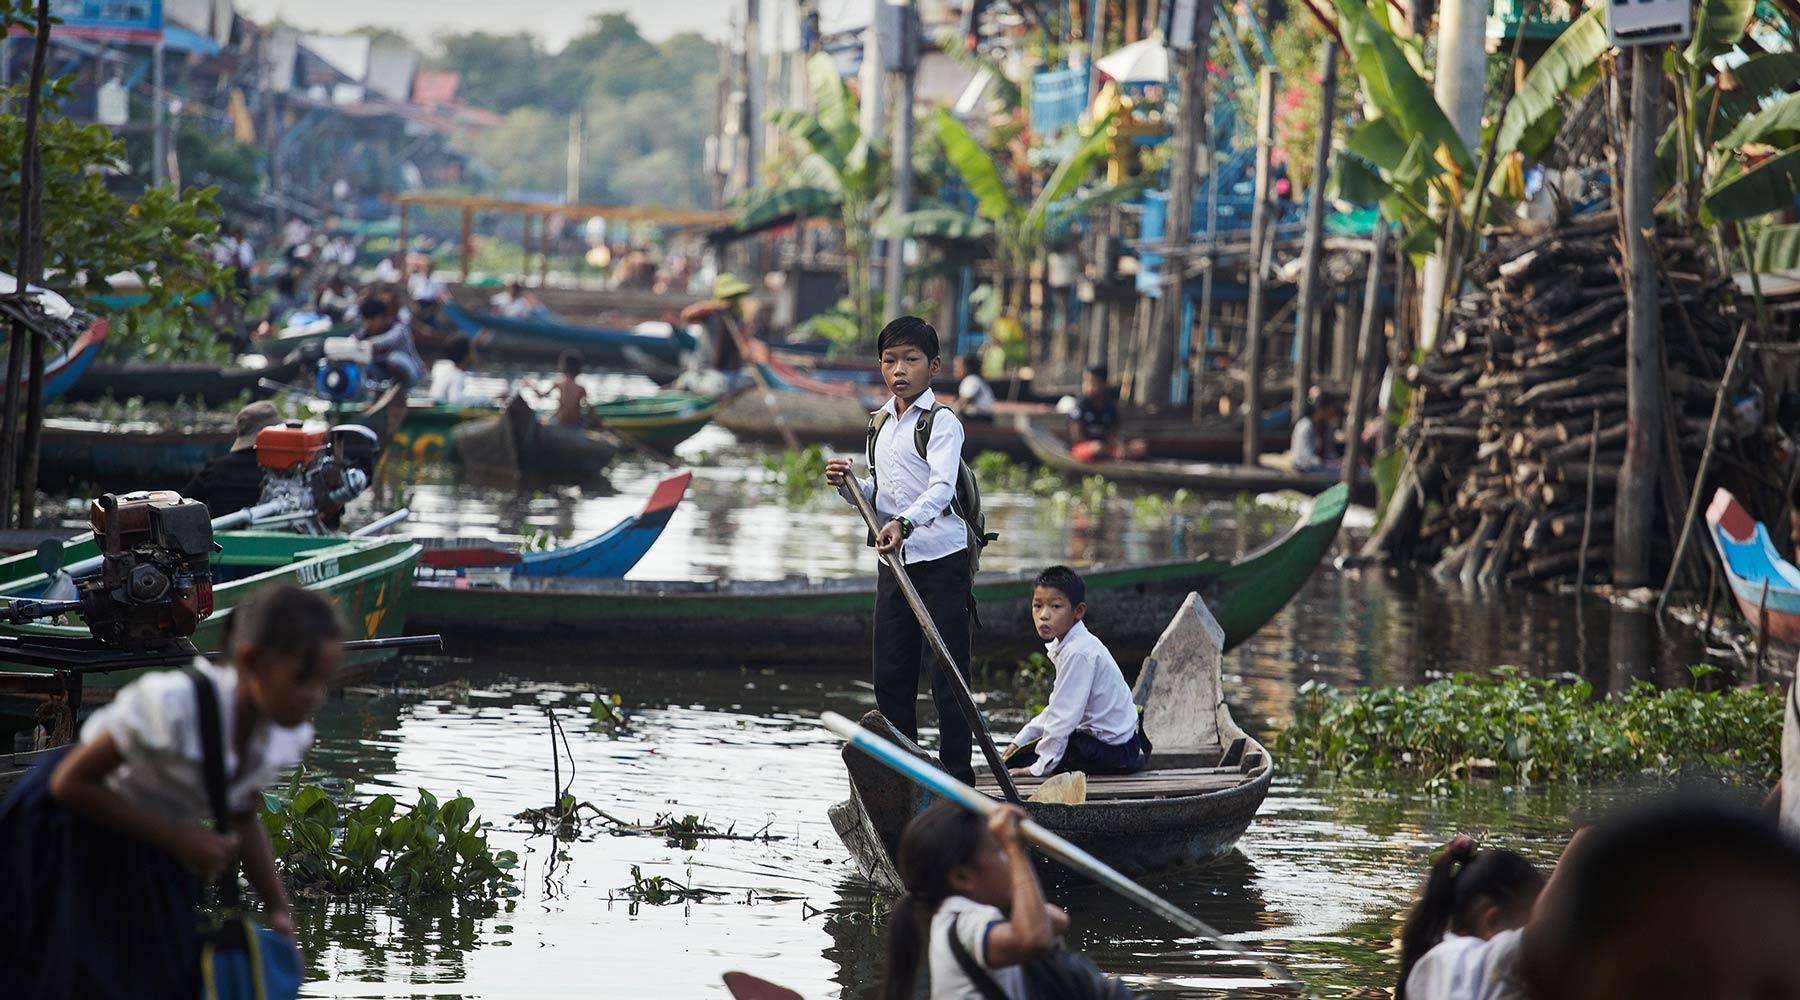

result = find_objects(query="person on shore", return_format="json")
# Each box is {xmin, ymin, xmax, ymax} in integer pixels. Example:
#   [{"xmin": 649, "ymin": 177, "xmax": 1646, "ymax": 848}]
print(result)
[
  {"xmin": 547, "ymin": 350, "xmax": 588, "ymax": 429},
  {"xmin": 1003, "ymin": 565, "xmax": 1149, "ymax": 778},
  {"xmin": 354, "ymin": 292, "xmax": 424, "ymax": 389},
  {"xmin": 953, "ymin": 353, "xmax": 996, "ymax": 423},
  {"xmin": 880, "ymin": 801, "xmax": 1065, "ymax": 1000},
  {"xmin": 183, "ymin": 400, "xmax": 283, "ymax": 516},
  {"xmin": 0, "ymin": 583, "xmax": 342, "ymax": 1000},
  {"xmin": 1396, "ymin": 836, "xmax": 1545, "ymax": 1000},
  {"xmin": 824, "ymin": 316, "xmax": 978, "ymax": 783},
  {"xmin": 1291, "ymin": 392, "xmax": 1343, "ymax": 474},
  {"xmin": 1069, "ymin": 365, "xmax": 1144, "ymax": 462}
]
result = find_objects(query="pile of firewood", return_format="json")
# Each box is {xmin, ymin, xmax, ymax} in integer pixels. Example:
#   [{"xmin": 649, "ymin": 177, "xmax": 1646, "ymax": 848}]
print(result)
[{"xmin": 1390, "ymin": 212, "xmax": 1743, "ymax": 586}]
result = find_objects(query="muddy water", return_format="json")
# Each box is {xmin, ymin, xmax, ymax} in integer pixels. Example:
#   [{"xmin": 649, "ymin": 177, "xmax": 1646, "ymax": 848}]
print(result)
[{"xmin": 294, "ymin": 430, "xmax": 1725, "ymax": 998}]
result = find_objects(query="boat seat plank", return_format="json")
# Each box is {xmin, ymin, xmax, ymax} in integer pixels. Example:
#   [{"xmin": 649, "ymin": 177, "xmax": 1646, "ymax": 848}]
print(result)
[{"xmin": 974, "ymin": 768, "xmax": 1256, "ymax": 800}]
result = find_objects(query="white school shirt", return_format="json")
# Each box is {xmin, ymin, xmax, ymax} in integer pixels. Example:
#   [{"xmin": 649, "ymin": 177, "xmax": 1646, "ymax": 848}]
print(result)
[
  {"xmin": 840, "ymin": 388, "xmax": 969, "ymax": 566},
  {"xmin": 958, "ymin": 374, "xmax": 996, "ymax": 417},
  {"xmin": 1403, "ymin": 930, "xmax": 1528, "ymax": 1000},
  {"xmin": 81, "ymin": 658, "xmax": 314, "ymax": 823},
  {"xmin": 928, "ymin": 896, "xmax": 1029, "ymax": 1000},
  {"xmin": 1012, "ymin": 620, "xmax": 1139, "ymax": 776}
]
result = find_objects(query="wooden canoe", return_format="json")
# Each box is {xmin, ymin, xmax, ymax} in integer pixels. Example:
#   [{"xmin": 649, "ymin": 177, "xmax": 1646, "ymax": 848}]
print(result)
[
  {"xmin": 419, "ymin": 472, "xmax": 691, "ymax": 580},
  {"xmin": 1707, "ymin": 488, "xmax": 1800, "ymax": 647},
  {"xmin": 715, "ymin": 380, "xmax": 1037, "ymax": 458},
  {"xmin": 1019, "ymin": 417, "xmax": 1370, "ymax": 501},
  {"xmin": 0, "ymin": 531, "xmax": 422, "ymax": 690},
  {"xmin": 394, "ymin": 392, "xmax": 723, "ymax": 462},
  {"xmin": 830, "ymin": 592, "xmax": 1271, "ymax": 891},
  {"xmin": 63, "ymin": 356, "xmax": 304, "ymax": 407},
  {"xmin": 36, "ymin": 419, "xmax": 237, "ymax": 492},
  {"xmin": 450, "ymin": 395, "xmax": 619, "ymax": 486},
  {"xmin": 442, "ymin": 301, "xmax": 694, "ymax": 369},
  {"xmin": 407, "ymin": 484, "xmax": 1348, "ymax": 666}
]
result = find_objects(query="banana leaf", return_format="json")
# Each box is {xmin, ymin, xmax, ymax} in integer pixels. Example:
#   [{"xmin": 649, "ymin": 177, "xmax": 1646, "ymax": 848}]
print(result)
[
  {"xmin": 1684, "ymin": 0, "xmax": 1755, "ymax": 68},
  {"xmin": 1755, "ymin": 223, "xmax": 1800, "ymax": 271},
  {"xmin": 936, "ymin": 108, "xmax": 1018, "ymax": 226},
  {"xmin": 1716, "ymin": 93, "xmax": 1800, "ymax": 153},
  {"xmin": 1494, "ymin": 6, "xmax": 1609, "ymax": 160},
  {"xmin": 1335, "ymin": 0, "xmax": 1473, "ymax": 175},
  {"xmin": 1026, "ymin": 112, "xmax": 1117, "ymax": 233},
  {"xmin": 1348, "ymin": 117, "xmax": 1410, "ymax": 173},
  {"xmin": 1332, "ymin": 151, "xmax": 1392, "ymax": 204},
  {"xmin": 766, "ymin": 108, "xmax": 839, "ymax": 167},
  {"xmin": 1703, "ymin": 144, "xmax": 1800, "ymax": 221},
  {"xmin": 727, "ymin": 186, "xmax": 841, "ymax": 235},
  {"xmin": 1659, "ymin": 52, "xmax": 1800, "ymax": 174},
  {"xmin": 875, "ymin": 208, "xmax": 994, "ymax": 241},
  {"xmin": 807, "ymin": 52, "xmax": 861, "ymax": 168}
]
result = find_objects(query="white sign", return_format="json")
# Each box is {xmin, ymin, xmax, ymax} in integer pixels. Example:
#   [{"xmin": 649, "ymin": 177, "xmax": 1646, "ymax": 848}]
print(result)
[
  {"xmin": 97, "ymin": 76, "xmax": 128, "ymax": 127},
  {"xmin": 1607, "ymin": 0, "xmax": 1692, "ymax": 47}
]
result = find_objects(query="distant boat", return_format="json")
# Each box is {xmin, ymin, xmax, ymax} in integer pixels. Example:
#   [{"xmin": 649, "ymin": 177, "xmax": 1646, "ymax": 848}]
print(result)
[
  {"xmin": 1, "ymin": 318, "xmax": 109, "ymax": 406},
  {"xmin": 64, "ymin": 356, "xmax": 303, "ymax": 407},
  {"xmin": 418, "ymin": 471, "xmax": 691, "ymax": 580},
  {"xmin": 451, "ymin": 394, "xmax": 618, "ymax": 486},
  {"xmin": 1706, "ymin": 488, "xmax": 1800, "ymax": 647},
  {"xmin": 1018, "ymin": 417, "xmax": 1370, "ymax": 501},
  {"xmin": 394, "ymin": 391, "xmax": 725, "ymax": 462},
  {"xmin": 442, "ymin": 301, "xmax": 694, "ymax": 371}
]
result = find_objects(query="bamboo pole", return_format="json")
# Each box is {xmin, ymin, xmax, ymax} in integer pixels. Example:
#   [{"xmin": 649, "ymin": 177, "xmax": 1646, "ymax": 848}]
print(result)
[
  {"xmin": 9, "ymin": 0, "xmax": 50, "ymax": 530},
  {"xmin": 1578, "ymin": 410, "xmax": 1600, "ymax": 586},
  {"xmin": 1242, "ymin": 66, "xmax": 1277, "ymax": 467},
  {"xmin": 459, "ymin": 207, "xmax": 474, "ymax": 284},
  {"xmin": 1292, "ymin": 41, "xmax": 1339, "ymax": 423},
  {"xmin": 1341, "ymin": 216, "xmax": 1388, "ymax": 487},
  {"xmin": 1614, "ymin": 43, "xmax": 1665, "ymax": 587},
  {"xmin": 1656, "ymin": 317, "xmax": 1755, "ymax": 618}
]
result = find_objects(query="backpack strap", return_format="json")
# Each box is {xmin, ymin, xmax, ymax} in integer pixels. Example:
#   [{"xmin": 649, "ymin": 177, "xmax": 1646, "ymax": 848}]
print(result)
[
  {"xmin": 865, "ymin": 408, "xmax": 890, "ymax": 488},
  {"xmin": 187, "ymin": 667, "xmax": 242, "ymax": 908},
  {"xmin": 912, "ymin": 403, "xmax": 961, "ymax": 520},
  {"xmin": 946, "ymin": 917, "xmax": 1014, "ymax": 1000}
]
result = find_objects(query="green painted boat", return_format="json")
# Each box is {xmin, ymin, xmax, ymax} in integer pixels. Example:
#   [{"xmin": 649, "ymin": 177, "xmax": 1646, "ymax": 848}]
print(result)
[
  {"xmin": 410, "ymin": 485, "xmax": 1350, "ymax": 667},
  {"xmin": 392, "ymin": 391, "xmax": 724, "ymax": 462},
  {"xmin": 0, "ymin": 531, "xmax": 422, "ymax": 691}
]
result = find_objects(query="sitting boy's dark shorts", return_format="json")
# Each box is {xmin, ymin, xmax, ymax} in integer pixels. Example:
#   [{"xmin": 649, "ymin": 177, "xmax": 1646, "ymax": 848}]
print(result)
[{"xmin": 1013, "ymin": 728, "xmax": 1150, "ymax": 776}]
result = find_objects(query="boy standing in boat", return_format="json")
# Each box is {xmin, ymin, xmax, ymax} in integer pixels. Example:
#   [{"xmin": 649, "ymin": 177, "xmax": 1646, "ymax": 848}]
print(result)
[
  {"xmin": 825, "ymin": 317, "xmax": 978, "ymax": 784},
  {"xmin": 1004, "ymin": 565, "xmax": 1149, "ymax": 778}
]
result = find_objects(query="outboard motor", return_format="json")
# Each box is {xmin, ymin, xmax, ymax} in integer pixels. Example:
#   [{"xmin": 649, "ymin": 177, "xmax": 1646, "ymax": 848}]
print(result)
[
  {"xmin": 316, "ymin": 337, "xmax": 372, "ymax": 402},
  {"xmin": 254, "ymin": 422, "xmax": 377, "ymax": 532},
  {"xmin": 79, "ymin": 491, "xmax": 215, "ymax": 649}
]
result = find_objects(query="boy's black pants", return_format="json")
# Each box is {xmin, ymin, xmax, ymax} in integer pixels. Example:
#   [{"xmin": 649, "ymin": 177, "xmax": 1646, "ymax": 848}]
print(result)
[{"xmin": 873, "ymin": 550, "xmax": 975, "ymax": 784}]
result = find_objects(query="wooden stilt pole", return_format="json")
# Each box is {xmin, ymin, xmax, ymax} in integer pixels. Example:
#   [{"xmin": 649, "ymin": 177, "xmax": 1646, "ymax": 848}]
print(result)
[
  {"xmin": 1292, "ymin": 41, "xmax": 1339, "ymax": 423},
  {"xmin": 1614, "ymin": 44, "xmax": 1664, "ymax": 587},
  {"xmin": 1242, "ymin": 66, "xmax": 1277, "ymax": 467}
]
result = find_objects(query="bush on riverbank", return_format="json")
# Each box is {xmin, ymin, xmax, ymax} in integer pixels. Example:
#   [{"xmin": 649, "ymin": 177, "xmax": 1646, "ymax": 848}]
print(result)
[
  {"xmin": 262, "ymin": 777, "xmax": 518, "ymax": 900},
  {"xmin": 1278, "ymin": 671, "xmax": 1782, "ymax": 786}
]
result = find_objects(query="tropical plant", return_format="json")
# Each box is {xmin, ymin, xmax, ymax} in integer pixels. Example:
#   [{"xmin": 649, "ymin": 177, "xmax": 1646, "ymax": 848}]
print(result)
[
  {"xmin": 733, "ymin": 53, "xmax": 891, "ymax": 345},
  {"xmin": 881, "ymin": 108, "xmax": 1122, "ymax": 355},
  {"xmin": 261, "ymin": 778, "xmax": 518, "ymax": 899}
]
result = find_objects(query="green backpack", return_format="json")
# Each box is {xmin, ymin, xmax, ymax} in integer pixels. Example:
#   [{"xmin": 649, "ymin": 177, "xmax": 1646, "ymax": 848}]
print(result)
[{"xmin": 866, "ymin": 403, "xmax": 997, "ymax": 575}]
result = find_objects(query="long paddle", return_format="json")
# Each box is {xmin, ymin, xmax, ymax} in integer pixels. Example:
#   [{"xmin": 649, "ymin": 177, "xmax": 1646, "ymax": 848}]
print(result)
[
  {"xmin": 820, "ymin": 710, "xmax": 1296, "ymax": 987},
  {"xmin": 719, "ymin": 312, "xmax": 801, "ymax": 452},
  {"xmin": 842, "ymin": 474, "xmax": 1022, "ymax": 804}
]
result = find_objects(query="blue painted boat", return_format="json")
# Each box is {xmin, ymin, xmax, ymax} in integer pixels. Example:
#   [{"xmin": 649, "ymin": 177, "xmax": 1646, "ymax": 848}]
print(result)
[
  {"xmin": 36, "ymin": 418, "xmax": 235, "ymax": 492},
  {"xmin": 3, "ymin": 318, "xmax": 109, "ymax": 405},
  {"xmin": 417, "ymin": 471, "xmax": 691, "ymax": 580},
  {"xmin": 442, "ymin": 301, "xmax": 695, "ymax": 369},
  {"xmin": 1707, "ymin": 488, "xmax": 1800, "ymax": 646}
]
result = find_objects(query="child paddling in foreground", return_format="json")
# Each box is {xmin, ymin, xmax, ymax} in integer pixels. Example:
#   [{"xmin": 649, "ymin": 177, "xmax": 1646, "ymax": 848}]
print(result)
[
  {"xmin": 0, "ymin": 583, "xmax": 342, "ymax": 1000},
  {"xmin": 1003, "ymin": 566, "xmax": 1149, "ymax": 779}
]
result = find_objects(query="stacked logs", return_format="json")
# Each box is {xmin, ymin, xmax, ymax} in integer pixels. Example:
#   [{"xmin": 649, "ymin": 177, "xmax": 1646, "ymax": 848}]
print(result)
[{"xmin": 1396, "ymin": 213, "xmax": 1739, "ymax": 586}]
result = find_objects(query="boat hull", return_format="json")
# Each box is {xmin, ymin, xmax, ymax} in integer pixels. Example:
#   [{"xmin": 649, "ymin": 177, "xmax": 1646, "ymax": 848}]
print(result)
[
  {"xmin": 0, "ymin": 532, "xmax": 422, "ymax": 690},
  {"xmin": 409, "ymin": 485, "xmax": 1348, "ymax": 664},
  {"xmin": 1019, "ymin": 418, "xmax": 1369, "ymax": 500},
  {"xmin": 443, "ymin": 302, "xmax": 692, "ymax": 369},
  {"xmin": 37, "ymin": 421, "xmax": 235, "ymax": 492},
  {"xmin": 64, "ymin": 358, "xmax": 303, "ymax": 407},
  {"xmin": 395, "ymin": 393, "xmax": 721, "ymax": 462},
  {"xmin": 1707, "ymin": 488, "xmax": 1800, "ymax": 647}
]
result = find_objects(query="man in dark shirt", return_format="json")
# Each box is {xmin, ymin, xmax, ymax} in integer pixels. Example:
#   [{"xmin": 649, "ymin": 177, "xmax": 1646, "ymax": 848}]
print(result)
[
  {"xmin": 184, "ymin": 400, "xmax": 281, "ymax": 516},
  {"xmin": 1069, "ymin": 365, "xmax": 1144, "ymax": 461}
]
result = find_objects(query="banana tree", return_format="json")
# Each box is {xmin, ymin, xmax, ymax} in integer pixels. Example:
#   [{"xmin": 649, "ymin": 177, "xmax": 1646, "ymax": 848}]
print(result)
[
  {"xmin": 730, "ymin": 52, "xmax": 890, "ymax": 343},
  {"xmin": 878, "ymin": 108, "xmax": 1121, "ymax": 357}
]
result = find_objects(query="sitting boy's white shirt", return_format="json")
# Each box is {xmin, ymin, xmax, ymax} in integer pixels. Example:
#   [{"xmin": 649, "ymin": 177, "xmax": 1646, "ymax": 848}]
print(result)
[
  {"xmin": 1403, "ymin": 930, "xmax": 1527, "ymax": 1000},
  {"xmin": 1012, "ymin": 620, "xmax": 1138, "ymax": 776}
]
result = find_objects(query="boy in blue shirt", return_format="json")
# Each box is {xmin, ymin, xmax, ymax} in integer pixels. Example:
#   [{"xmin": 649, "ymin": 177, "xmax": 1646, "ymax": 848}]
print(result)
[
  {"xmin": 825, "ymin": 317, "xmax": 977, "ymax": 783},
  {"xmin": 1003, "ymin": 565, "xmax": 1149, "ymax": 777}
]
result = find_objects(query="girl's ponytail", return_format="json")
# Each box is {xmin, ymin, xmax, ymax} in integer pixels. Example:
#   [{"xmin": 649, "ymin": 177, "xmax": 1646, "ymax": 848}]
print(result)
[
  {"xmin": 880, "ymin": 894, "xmax": 930, "ymax": 1000},
  {"xmin": 1397, "ymin": 837, "xmax": 1475, "ymax": 999},
  {"xmin": 878, "ymin": 801, "xmax": 989, "ymax": 999}
]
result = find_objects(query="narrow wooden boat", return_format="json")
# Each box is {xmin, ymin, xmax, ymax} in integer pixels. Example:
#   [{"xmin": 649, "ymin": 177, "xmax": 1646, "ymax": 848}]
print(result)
[
  {"xmin": 830, "ymin": 592, "xmax": 1271, "ymax": 891},
  {"xmin": 442, "ymin": 301, "xmax": 694, "ymax": 368},
  {"xmin": 419, "ymin": 472, "xmax": 691, "ymax": 579},
  {"xmin": 248, "ymin": 318, "xmax": 358, "ymax": 358},
  {"xmin": 1707, "ymin": 488, "xmax": 1800, "ymax": 646},
  {"xmin": 451, "ymin": 394, "xmax": 618, "ymax": 486},
  {"xmin": 63, "ymin": 356, "xmax": 303, "ymax": 407},
  {"xmin": 408, "ymin": 484, "xmax": 1348, "ymax": 665},
  {"xmin": 37, "ymin": 419, "xmax": 236, "ymax": 492},
  {"xmin": 1019, "ymin": 417, "xmax": 1368, "ymax": 501},
  {"xmin": 715, "ymin": 378, "xmax": 1035, "ymax": 457},
  {"xmin": 0, "ymin": 531, "xmax": 422, "ymax": 690},
  {"xmin": 2, "ymin": 318, "xmax": 109, "ymax": 405},
  {"xmin": 394, "ymin": 392, "xmax": 723, "ymax": 462}
]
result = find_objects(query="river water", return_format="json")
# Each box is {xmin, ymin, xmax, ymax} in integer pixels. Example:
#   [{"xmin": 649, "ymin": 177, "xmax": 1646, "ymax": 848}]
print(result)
[{"xmin": 295, "ymin": 425, "xmax": 1726, "ymax": 998}]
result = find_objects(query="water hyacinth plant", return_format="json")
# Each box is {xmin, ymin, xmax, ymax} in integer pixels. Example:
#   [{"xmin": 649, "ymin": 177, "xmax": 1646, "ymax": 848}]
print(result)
[
  {"xmin": 1278, "ymin": 670, "xmax": 1783, "ymax": 786},
  {"xmin": 262, "ymin": 778, "xmax": 519, "ymax": 899}
]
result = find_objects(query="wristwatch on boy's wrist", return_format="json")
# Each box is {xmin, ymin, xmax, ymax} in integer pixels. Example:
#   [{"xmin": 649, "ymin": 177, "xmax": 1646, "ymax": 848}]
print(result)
[{"xmin": 893, "ymin": 516, "xmax": 914, "ymax": 538}]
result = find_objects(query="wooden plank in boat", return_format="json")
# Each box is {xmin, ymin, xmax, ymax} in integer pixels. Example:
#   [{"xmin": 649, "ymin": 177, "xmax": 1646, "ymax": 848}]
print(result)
[{"xmin": 974, "ymin": 768, "xmax": 1255, "ymax": 801}]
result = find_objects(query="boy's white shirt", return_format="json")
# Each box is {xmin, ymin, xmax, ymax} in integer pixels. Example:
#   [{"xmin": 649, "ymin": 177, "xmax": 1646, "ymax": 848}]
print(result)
[
  {"xmin": 839, "ymin": 388, "xmax": 969, "ymax": 566},
  {"xmin": 1012, "ymin": 619, "xmax": 1139, "ymax": 775},
  {"xmin": 82, "ymin": 657, "xmax": 314, "ymax": 823}
]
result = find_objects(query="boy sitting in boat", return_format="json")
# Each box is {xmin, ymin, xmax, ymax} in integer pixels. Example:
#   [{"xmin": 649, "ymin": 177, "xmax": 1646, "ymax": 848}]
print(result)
[
  {"xmin": 1003, "ymin": 566, "xmax": 1150, "ymax": 778},
  {"xmin": 547, "ymin": 350, "xmax": 589, "ymax": 429}
]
